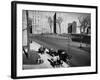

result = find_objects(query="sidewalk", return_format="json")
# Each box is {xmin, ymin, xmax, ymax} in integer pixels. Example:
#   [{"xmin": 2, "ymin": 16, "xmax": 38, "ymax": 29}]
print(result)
[{"xmin": 66, "ymin": 41, "xmax": 90, "ymax": 48}]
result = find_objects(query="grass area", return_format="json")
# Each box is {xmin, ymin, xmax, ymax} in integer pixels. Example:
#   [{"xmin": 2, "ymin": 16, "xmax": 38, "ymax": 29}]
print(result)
[{"xmin": 23, "ymin": 51, "xmax": 40, "ymax": 65}]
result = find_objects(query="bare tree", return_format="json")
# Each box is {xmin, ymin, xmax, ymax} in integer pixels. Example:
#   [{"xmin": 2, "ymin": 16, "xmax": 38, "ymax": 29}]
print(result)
[
  {"xmin": 78, "ymin": 15, "xmax": 91, "ymax": 34},
  {"xmin": 22, "ymin": 18, "xmax": 32, "ymax": 32},
  {"xmin": 48, "ymin": 16, "xmax": 53, "ymax": 33},
  {"xmin": 78, "ymin": 15, "xmax": 91, "ymax": 48},
  {"xmin": 56, "ymin": 17, "xmax": 63, "ymax": 34}
]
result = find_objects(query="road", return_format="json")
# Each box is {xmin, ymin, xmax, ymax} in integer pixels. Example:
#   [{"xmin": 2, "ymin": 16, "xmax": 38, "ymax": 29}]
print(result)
[{"xmin": 30, "ymin": 34, "xmax": 91, "ymax": 67}]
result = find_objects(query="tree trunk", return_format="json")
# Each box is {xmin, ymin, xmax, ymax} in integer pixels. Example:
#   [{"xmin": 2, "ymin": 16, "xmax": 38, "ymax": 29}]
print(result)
[
  {"xmin": 80, "ymin": 27, "xmax": 82, "ymax": 48},
  {"xmin": 50, "ymin": 25, "xmax": 52, "ymax": 33},
  {"xmin": 59, "ymin": 24, "xmax": 61, "ymax": 34},
  {"xmin": 26, "ymin": 10, "xmax": 30, "ymax": 58}
]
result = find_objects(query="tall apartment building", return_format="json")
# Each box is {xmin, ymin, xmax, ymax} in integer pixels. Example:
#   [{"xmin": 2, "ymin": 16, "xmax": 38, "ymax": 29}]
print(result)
[{"xmin": 68, "ymin": 21, "xmax": 77, "ymax": 34}]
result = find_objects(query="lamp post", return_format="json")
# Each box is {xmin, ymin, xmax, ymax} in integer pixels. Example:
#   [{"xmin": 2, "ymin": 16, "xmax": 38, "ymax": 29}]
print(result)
[{"xmin": 67, "ymin": 33, "xmax": 71, "ymax": 54}]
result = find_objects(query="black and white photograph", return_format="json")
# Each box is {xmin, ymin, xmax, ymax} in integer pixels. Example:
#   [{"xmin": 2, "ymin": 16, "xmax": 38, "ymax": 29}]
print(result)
[
  {"xmin": 22, "ymin": 10, "xmax": 91, "ymax": 69},
  {"xmin": 11, "ymin": 1, "xmax": 97, "ymax": 79}
]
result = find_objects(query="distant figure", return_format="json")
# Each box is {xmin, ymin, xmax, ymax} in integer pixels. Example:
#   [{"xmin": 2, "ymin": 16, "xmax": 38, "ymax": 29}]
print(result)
[
  {"xmin": 48, "ymin": 59, "xmax": 55, "ymax": 68},
  {"xmin": 46, "ymin": 48, "xmax": 64, "ymax": 67},
  {"xmin": 47, "ymin": 48, "xmax": 58, "ymax": 56},
  {"xmin": 52, "ymin": 55, "xmax": 58, "ymax": 62},
  {"xmin": 37, "ymin": 57, "xmax": 43, "ymax": 64},
  {"xmin": 44, "ymin": 48, "xmax": 49, "ymax": 54},
  {"xmin": 57, "ymin": 59, "xmax": 63, "ymax": 67},
  {"xmin": 57, "ymin": 49, "xmax": 72, "ymax": 64},
  {"xmin": 38, "ymin": 46, "xmax": 45, "ymax": 54}
]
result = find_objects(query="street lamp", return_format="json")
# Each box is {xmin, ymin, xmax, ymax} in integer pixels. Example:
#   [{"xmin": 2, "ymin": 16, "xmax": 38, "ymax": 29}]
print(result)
[{"xmin": 67, "ymin": 33, "xmax": 71, "ymax": 54}]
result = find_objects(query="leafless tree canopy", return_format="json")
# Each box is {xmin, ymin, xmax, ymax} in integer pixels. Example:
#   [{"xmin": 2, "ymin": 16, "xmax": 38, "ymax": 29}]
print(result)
[
  {"xmin": 78, "ymin": 15, "xmax": 91, "ymax": 34},
  {"xmin": 48, "ymin": 16, "xmax": 53, "ymax": 33},
  {"xmin": 56, "ymin": 17, "xmax": 63, "ymax": 33}
]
